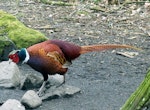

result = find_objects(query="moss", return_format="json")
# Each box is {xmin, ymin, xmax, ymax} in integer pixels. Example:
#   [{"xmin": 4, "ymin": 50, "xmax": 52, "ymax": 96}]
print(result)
[
  {"xmin": 0, "ymin": 10, "xmax": 48, "ymax": 48},
  {"xmin": 0, "ymin": 10, "xmax": 48, "ymax": 60}
]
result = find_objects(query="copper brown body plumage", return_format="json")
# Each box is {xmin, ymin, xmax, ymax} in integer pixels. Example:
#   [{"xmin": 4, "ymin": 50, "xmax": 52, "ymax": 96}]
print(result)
[{"xmin": 26, "ymin": 40, "xmax": 81, "ymax": 80}]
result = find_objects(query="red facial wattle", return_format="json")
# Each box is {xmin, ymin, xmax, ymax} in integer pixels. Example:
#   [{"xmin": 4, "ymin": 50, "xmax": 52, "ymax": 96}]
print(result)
[{"xmin": 9, "ymin": 53, "xmax": 19, "ymax": 63}]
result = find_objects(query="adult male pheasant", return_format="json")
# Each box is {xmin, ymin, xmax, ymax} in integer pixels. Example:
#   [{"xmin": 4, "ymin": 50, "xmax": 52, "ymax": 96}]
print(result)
[{"xmin": 8, "ymin": 39, "xmax": 140, "ymax": 95}]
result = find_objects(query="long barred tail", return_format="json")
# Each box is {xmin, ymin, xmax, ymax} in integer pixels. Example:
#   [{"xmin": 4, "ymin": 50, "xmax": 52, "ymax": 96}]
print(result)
[{"xmin": 80, "ymin": 44, "xmax": 142, "ymax": 54}]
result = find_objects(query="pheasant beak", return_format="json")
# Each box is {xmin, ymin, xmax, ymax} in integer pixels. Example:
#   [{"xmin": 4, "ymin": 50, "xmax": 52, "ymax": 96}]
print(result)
[{"xmin": 8, "ymin": 59, "xmax": 12, "ymax": 64}]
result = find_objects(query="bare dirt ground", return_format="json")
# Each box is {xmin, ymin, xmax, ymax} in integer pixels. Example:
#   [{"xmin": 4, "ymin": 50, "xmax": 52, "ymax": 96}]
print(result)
[{"xmin": 0, "ymin": 0, "xmax": 150, "ymax": 110}]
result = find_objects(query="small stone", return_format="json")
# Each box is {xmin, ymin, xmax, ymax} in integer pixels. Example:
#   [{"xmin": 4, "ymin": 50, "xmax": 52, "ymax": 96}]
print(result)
[
  {"xmin": 0, "ymin": 61, "xmax": 21, "ymax": 88},
  {"xmin": 116, "ymin": 51, "xmax": 139, "ymax": 58},
  {"xmin": 21, "ymin": 90, "xmax": 42, "ymax": 109},
  {"xmin": 41, "ymin": 85, "xmax": 81, "ymax": 100},
  {"xmin": 48, "ymin": 74, "xmax": 65, "ymax": 86},
  {"xmin": 0, "ymin": 99, "xmax": 25, "ymax": 110},
  {"xmin": 20, "ymin": 74, "xmax": 64, "ymax": 90},
  {"xmin": 20, "ymin": 74, "xmax": 43, "ymax": 90}
]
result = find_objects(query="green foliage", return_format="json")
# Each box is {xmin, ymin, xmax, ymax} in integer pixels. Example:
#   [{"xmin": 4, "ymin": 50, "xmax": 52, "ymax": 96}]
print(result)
[{"xmin": 121, "ymin": 69, "xmax": 150, "ymax": 110}]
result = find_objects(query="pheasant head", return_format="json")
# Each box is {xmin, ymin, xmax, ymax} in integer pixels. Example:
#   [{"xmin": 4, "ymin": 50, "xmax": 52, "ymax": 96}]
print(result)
[{"xmin": 9, "ymin": 48, "xmax": 30, "ymax": 64}]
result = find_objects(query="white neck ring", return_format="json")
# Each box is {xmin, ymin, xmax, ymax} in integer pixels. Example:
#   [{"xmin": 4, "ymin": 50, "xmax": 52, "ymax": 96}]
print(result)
[{"xmin": 22, "ymin": 49, "xmax": 30, "ymax": 64}]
